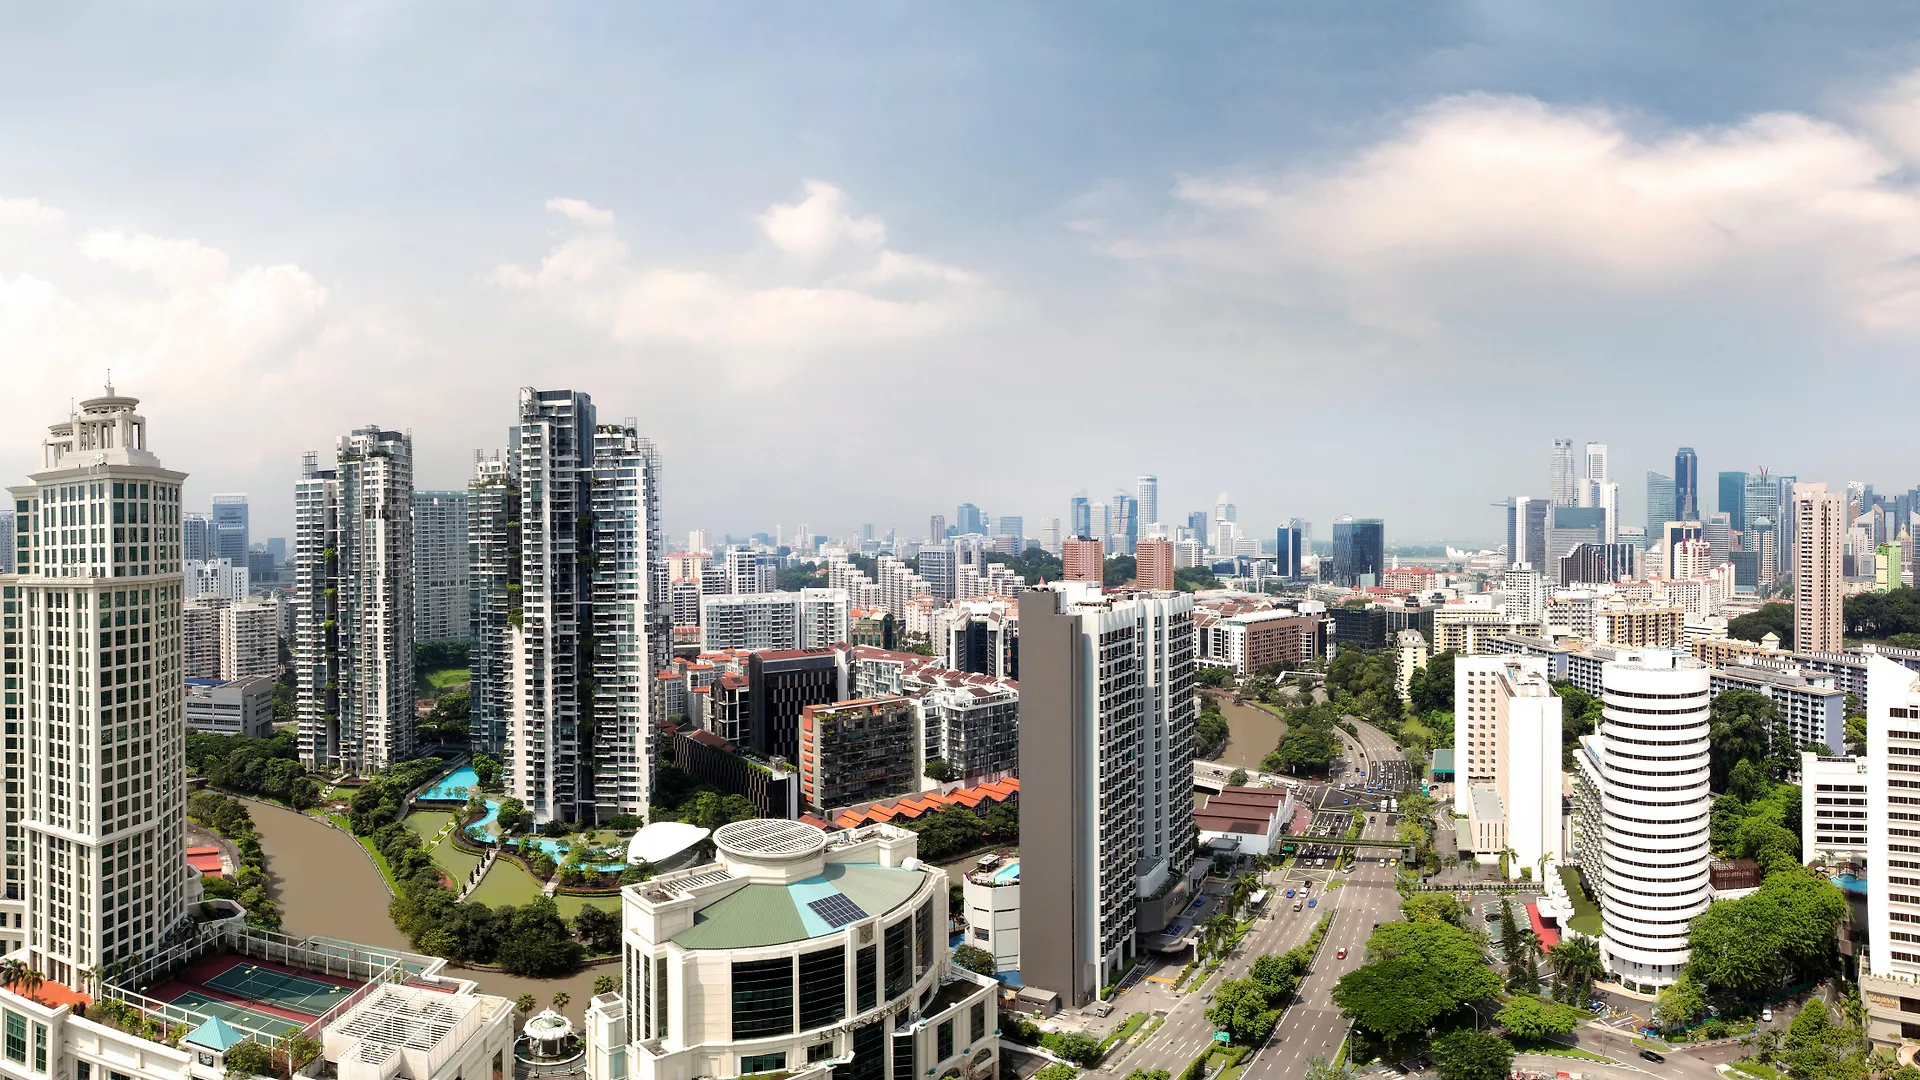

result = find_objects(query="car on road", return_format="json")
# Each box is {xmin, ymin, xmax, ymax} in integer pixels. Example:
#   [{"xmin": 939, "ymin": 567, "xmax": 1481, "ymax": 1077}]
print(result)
[
  {"xmin": 1640, "ymin": 1050, "xmax": 1665, "ymax": 1064},
  {"xmin": 1285, "ymin": 889, "xmax": 1295, "ymax": 898},
  {"xmin": 1292, "ymin": 902, "xmax": 1302, "ymax": 911},
  {"xmin": 1308, "ymin": 898, "xmax": 1317, "ymax": 907},
  {"xmin": 1336, "ymin": 947, "xmax": 1347, "ymax": 959}
]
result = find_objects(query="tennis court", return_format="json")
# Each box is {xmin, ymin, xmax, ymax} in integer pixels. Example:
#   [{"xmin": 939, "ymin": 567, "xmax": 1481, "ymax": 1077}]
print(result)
[
  {"xmin": 203, "ymin": 962, "xmax": 356, "ymax": 1017},
  {"xmin": 166, "ymin": 991, "xmax": 305, "ymax": 1039}
]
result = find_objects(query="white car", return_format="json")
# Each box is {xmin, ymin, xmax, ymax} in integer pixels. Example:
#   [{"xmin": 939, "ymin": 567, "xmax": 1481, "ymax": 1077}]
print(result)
[{"xmin": 1762, "ymin": 1008, "xmax": 1774, "ymax": 1022}]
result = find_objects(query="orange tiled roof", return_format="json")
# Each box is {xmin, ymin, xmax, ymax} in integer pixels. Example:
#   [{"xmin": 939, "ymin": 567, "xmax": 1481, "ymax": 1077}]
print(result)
[{"xmin": 829, "ymin": 777, "xmax": 1020, "ymax": 829}]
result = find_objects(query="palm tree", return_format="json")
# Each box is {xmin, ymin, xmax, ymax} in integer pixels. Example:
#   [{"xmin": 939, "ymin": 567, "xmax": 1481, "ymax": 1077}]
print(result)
[
  {"xmin": 1548, "ymin": 937, "xmax": 1604, "ymax": 1003},
  {"xmin": 551, "ymin": 991, "xmax": 570, "ymax": 1011},
  {"xmin": 1743, "ymin": 1028, "xmax": 1783, "ymax": 1065},
  {"xmin": 1497, "ymin": 845, "xmax": 1518, "ymax": 881},
  {"xmin": 1535, "ymin": 851, "xmax": 1555, "ymax": 885},
  {"xmin": 593, "ymin": 974, "xmax": 617, "ymax": 996},
  {"xmin": 0, "ymin": 959, "xmax": 26, "ymax": 995},
  {"xmin": 516, "ymin": 993, "xmax": 536, "ymax": 1015},
  {"xmin": 17, "ymin": 966, "xmax": 43, "ymax": 1003},
  {"xmin": 79, "ymin": 966, "xmax": 105, "ymax": 999}
]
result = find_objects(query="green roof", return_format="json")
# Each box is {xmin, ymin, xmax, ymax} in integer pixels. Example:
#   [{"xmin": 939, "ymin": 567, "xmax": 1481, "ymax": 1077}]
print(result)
[
  {"xmin": 185, "ymin": 1016, "xmax": 249, "ymax": 1052},
  {"xmin": 1432, "ymin": 749, "xmax": 1454, "ymax": 774},
  {"xmin": 672, "ymin": 862, "xmax": 926, "ymax": 950}
]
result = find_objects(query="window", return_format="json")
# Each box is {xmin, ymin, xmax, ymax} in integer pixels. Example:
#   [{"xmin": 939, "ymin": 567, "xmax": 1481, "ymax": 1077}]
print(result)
[
  {"xmin": 857, "ymin": 944, "xmax": 878, "ymax": 1011},
  {"xmin": 892, "ymin": 1033, "xmax": 915, "ymax": 1080},
  {"xmin": 731, "ymin": 958, "xmax": 794, "ymax": 1040},
  {"xmin": 740, "ymin": 1053, "xmax": 787, "ymax": 1075},
  {"xmin": 885, "ymin": 920, "xmax": 913, "ymax": 999},
  {"xmin": 3, "ymin": 1012, "xmax": 22, "ymax": 1063},
  {"xmin": 32, "ymin": 1023, "xmax": 43, "ymax": 1072},
  {"xmin": 798, "ymin": 946, "xmax": 846, "ymax": 1030},
  {"xmin": 915, "ymin": 899, "xmax": 935, "ymax": 978},
  {"xmin": 848, "ymin": 1022, "xmax": 885, "ymax": 1080},
  {"xmin": 971, "ymin": 1003, "xmax": 986, "ymax": 1043},
  {"xmin": 807, "ymin": 1043, "xmax": 835, "ymax": 1064},
  {"xmin": 974, "ymin": 927, "xmax": 989, "ymax": 941},
  {"xmin": 938, "ymin": 1020, "xmax": 954, "ymax": 1061}
]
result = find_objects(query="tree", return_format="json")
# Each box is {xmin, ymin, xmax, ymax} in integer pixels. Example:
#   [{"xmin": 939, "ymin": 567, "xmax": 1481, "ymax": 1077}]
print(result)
[
  {"xmin": 1123, "ymin": 1071, "xmax": 1170, "ymax": 1080},
  {"xmin": 924, "ymin": 758, "xmax": 959, "ymax": 784},
  {"xmin": 1408, "ymin": 650, "xmax": 1458, "ymax": 715},
  {"xmin": 1226, "ymin": 768, "xmax": 1249, "ymax": 787},
  {"xmin": 954, "ymin": 944, "xmax": 998, "ymax": 977},
  {"xmin": 1046, "ymin": 1031, "xmax": 1101, "ymax": 1066},
  {"xmin": 1032, "ymin": 1066, "xmax": 1078, "ymax": 1080},
  {"xmin": 1495, "ymin": 995, "xmax": 1585, "ymax": 1040},
  {"xmin": 593, "ymin": 974, "xmax": 617, "ymax": 996},
  {"xmin": 472, "ymin": 753, "xmax": 502, "ymax": 788},
  {"xmin": 552, "ymin": 991, "xmax": 571, "ymax": 1011},
  {"xmin": 1103, "ymin": 555, "xmax": 1137, "ymax": 588},
  {"xmin": 1729, "ymin": 603, "xmax": 1794, "ymax": 650},
  {"xmin": 1429, "ymin": 1029, "xmax": 1514, "ymax": 1080},
  {"xmin": 223, "ymin": 1041, "xmax": 278, "ymax": 1080},
  {"xmin": 1401, "ymin": 893, "xmax": 1466, "ymax": 927},
  {"xmin": 1303, "ymin": 1059, "xmax": 1357, "ymax": 1080},
  {"xmin": 573, "ymin": 904, "xmax": 621, "ymax": 954},
  {"xmin": 1710, "ymin": 690, "xmax": 1780, "ymax": 792},
  {"xmin": 1654, "ymin": 975, "xmax": 1705, "ymax": 1033},
  {"xmin": 1330, "ymin": 921, "xmax": 1503, "ymax": 1048},
  {"xmin": 1206, "ymin": 978, "xmax": 1280, "ymax": 1046},
  {"xmin": 1547, "ymin": 938, "xmax": 1603, "ymax": 1004},
  {"xmin": 516, "ymin": 993, "xmax": 536, "ymax": 1014},
  {"xmin": 1686, "ymin": 867, "xmax": 1848, "ymax": 999},
  {"xmin": 496, "ymin": 797, "xmax": 531, "ymax": 834}
]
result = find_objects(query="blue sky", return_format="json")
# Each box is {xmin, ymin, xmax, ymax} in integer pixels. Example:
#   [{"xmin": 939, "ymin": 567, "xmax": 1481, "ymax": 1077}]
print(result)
[{"xmin": 3, "ymin": 4, "xmax": 1920, "ymax": 546}]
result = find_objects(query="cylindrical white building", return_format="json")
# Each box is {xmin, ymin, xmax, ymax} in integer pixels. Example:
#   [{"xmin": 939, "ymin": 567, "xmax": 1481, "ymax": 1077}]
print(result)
[{"xmin": 1597, "ymin": 649, "xmax": 1711, "ymax": 989}]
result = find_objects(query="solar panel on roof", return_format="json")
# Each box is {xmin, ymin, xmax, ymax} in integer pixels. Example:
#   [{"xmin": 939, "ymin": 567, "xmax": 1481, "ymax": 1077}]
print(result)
[{"xmin": 808, "ymin": 893, "xmax": 870, "ymax": 928}]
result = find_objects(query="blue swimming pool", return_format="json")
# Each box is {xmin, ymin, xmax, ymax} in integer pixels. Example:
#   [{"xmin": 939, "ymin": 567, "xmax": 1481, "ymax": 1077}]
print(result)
[
  {"xmin": 1837, "ymin": 873, "xmax": 1867, "ymax": 895},
  {"xmin": 991, "ymin": 860, "xmax": 1021, "ymax": 885},
  {"xmin": 422, "ymin": 766, "xmax": 480, "ymax": 802},
  {"xmin": 518, "ymin": 836, "xmax": 629, "ymax": 873}
]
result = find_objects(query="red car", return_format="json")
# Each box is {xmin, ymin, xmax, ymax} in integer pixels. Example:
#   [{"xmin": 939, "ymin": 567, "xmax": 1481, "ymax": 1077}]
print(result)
[{"xmin": 1336, "ymin": 947, "xmax": 1348, "ymax": 959}]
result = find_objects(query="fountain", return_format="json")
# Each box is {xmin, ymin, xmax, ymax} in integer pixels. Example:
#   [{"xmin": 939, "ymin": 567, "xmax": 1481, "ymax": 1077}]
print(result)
[{"xmin": 516, "ymin": 1009, "xmax": 584, "ymax": 1074}]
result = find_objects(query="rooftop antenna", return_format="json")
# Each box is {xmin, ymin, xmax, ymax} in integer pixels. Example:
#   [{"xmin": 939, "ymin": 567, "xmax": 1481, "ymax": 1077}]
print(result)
[{"xmin": 105, "ymin": 368, "xmax": 113, "ymax": 395}]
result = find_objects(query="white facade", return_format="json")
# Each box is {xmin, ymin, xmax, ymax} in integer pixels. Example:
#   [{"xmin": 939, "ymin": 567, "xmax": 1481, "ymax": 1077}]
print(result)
[
  {"xmin": 183, "ymin": 675, "xmax": 277, "ymax": 738},
  {"xmin": 1800, "ymin": 751, "xmax": 1868, "ymax": 867},
  {"xmin": 581, "ymin": 820, "xmax": 998, "ymax": 1080},
  {"xmin": 183, "ymin": 559, "xmax": 248, "ymax": 601},
  {"xmin": 587, "ymin": 425, "xmax": 670, "ymax": 819},
  {"xmin": 411, "ymin": 490, "xmax": 469, "ymax": 644},
  {"xmin": 1794, "ymin": 483, "xmax": 1845, "ymax": 654},
  {"xmin": 962, "ymin": 857, "xmax": 1021, "ymax": 974},
  {"xmin": 726, "ymin": 548, "xmax": 779, "ymax": 594},
  {"xmin": 221, "ymin": 601, "xmax": 278, "ymax": 680},
  {"xmin": 1452, "ymin": 656, "xmax": 1562, "ymax": 877},
  {"xmin": 1868, "ymin": 655, "xmax": 1920, "ymax": 979},
  {"xmin": 1595, "ymin": 650, "xmax": 1710, "ymax": 989},
  {"xmin": 0, "ymin": 388, "xmax": 191, "ymax": 987}
]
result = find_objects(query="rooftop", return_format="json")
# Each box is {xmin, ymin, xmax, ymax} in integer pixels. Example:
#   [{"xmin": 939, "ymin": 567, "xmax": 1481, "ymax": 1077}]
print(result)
[{"xmin": 672, "ymin": 861, "xmax": 925, "ymax": 950}]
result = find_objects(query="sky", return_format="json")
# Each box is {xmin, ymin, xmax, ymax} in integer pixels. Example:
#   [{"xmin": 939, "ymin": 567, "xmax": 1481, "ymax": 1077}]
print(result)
[{"xmin": 5, "ymin": 4, "xmax": 1920, "ymax": 548}]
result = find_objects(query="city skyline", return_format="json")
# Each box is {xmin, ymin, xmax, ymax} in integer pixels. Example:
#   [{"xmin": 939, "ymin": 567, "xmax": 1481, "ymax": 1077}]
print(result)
[{"xmin": 7, "ymin": 7, "xmax": 1920, "ymax": 541}]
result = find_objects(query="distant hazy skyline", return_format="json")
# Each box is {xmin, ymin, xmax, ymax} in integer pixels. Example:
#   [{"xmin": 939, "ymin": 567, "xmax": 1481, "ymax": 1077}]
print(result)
[{"xmin": 5, "ymin": 5, "xmax": 1920, "ymax": 545}]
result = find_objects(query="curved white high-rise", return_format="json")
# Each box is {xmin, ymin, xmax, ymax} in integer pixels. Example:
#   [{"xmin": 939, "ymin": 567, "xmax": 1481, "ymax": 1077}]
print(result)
[{"xmin": 1597, "ymin": 649, "xmax": 1711, "ymax": 989}]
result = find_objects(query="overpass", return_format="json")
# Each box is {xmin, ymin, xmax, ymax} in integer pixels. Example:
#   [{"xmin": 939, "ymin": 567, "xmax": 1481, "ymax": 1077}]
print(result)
[{"xmin": 1193, "ymin": 761, "xmax": 1293, "ymax": 794}]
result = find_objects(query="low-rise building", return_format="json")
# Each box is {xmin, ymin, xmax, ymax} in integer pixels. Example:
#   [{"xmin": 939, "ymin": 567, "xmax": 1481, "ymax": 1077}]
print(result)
[
  {"xmin": 583, "ymin": 820, "xmax": 999, "ymax": 1080},
  {"xmin": 961, "ymin": 853, "xmax": 1021, "ymax": 975},
  {"xmin": 1194, "ymin": 786, "xmax": 1292, "ymax": 859},
  {"xmin": 1395, "ymin": 630, "xmax": 1429, "ymax": 699},
  {"xmin": 183, "ymin": 676, "xmax": 277, "ymax": 738},
  {"xmin": 1800, "ymin": 752, "xmax": 1868, "ymax": 868},
  {"xmin": 799, "ymin": 697, "xmax": 921, "ymax": 814},
  {"xmin": 1710, "ymin": 663, "xmax": 1846, "ymax": 752}
]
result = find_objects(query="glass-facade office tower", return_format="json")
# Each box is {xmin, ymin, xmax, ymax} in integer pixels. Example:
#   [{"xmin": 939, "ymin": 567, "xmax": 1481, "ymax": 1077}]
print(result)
[
  {"xmin": 1646, "ymin": 472, "xmax": 1675, "ymax": 533},
  {"xmin": 1674, "ymin": 447, "xmax": 1699, "ymax": 522},
  {"xmin": 1275, "ymin": 525, "xmax": 1302, "ymax": 578},
  {"xmin": 1136, "ymin": 475, "xmax": 1158, "ymax": 532},
  {"xmin": 1718, "ymin": 471, "xmax": 1747, "ymax": 534},
  {"xmin": 2, "ymin": 387, "xmax": 191, "ymax": 988},
  {"xmin": 1331, "ymin": 517, "xmax": 1384, "ymax": 588},
  {"xmin": 210, "ymin": 492, "xmax": 249, "ymax": 561}
]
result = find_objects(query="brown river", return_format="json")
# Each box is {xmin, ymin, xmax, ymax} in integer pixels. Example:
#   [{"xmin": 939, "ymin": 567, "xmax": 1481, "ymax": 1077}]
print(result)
[
  {"xmin": 1209, "ymin": 694, "xmax": 1287, "ymax": 770},
  {"xmin": 247, "ymin": 800, "xmax": 610, "ymax": 1022}
]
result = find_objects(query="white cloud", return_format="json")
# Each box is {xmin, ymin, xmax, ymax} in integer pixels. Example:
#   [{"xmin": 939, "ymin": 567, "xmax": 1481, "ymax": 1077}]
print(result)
[
  {"xmin": 756, "ymin": 180, "xmax": 886, "ymax": 260},
  {"xmin": 544, "ymin": 197, "xmax": 615, "ymax": 228},
  {"xmin": 0, "ymin": 197, "xmax": 64, "ymax": 228},
  {"xmin": 493, "ymin": 182, "xmax": 983, "ymax": 374},
  {"xmin": 1118, "ymin": 84, "xmax": 1920, "ymax": 330}
]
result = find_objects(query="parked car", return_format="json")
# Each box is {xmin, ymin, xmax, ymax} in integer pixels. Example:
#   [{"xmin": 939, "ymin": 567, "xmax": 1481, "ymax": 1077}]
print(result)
[{"xmin": 1762, "ymin": 1008, "xmax": 1774, "ymax": 1022}]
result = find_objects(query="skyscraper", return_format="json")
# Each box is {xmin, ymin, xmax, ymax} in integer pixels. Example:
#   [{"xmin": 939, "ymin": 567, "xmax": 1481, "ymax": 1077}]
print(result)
[
  {"xmin": 1506, "ymin": 496, "xmax": 1549, "ymax": 570},
  {"xmin": 1584, "ymin": 442, "xmax": 1609, "ymax": 485},
  {"xmin": 468, "ymin": 451, "xmax": 519, "ymax": 756},
  {"xmin": 1136, "ymin": 475, "xmax": 1159, "ymax": 532},
  {"xmin": 1070, "ymin": 495, "xmax": 1091, "ymax": 539},
  {"xmin": 955, "ymin": 503, "xmax": 985, "ymax": 537},
  {"xmin": 413, "ymin": 490, "xmax": 470, "ymax": 644},
  {"xmin": 928, "ymin": 514, "xmax": 946, "ymax": 544},
  {"xmin": 1116, "ymin": 493, "xmax": 1138, "ymax": 555},
  {"xmin": 1136, "ymin": 537, "xmax": 1174, "ymax": 590},
  {"xmin": 1793, "ymin": 482, "xmax": 1844, "ymax": 653},
  {"xmin": 1061, "ymin": 537, "xmax": 1103, "ymax": 582},
  {"xmin": 1018, "ymin": 582, "xmax": 1196, "ymax": 1006},
  {"xmin": 1275, "ymin": 524, "xmax": 1302, "ymax": 578},
  {"xmin": 211, "ymin": 492, "xmax": 250, "ymax": 561},
  {"xmin": 295, "ymin": 427, "xmax": 417, "ymax": 773},
  {"xmin": 1, "ymin": 387, "xmax": 191, "ymax": 985},
  {"xmin": 1646, "ymin": 472, "xmax": 1675, "ymax": 532},
  {"xmin": 1674, "ymin": 447, "xmax": 1699, "ymax": 521},
  {"xmin": 1331, "ymin": 517, "xmax": 1384, "ymax": 588},
  {"xmin": 183, "ymin": 512, "xmax": 213, "ymax": 563},
  {"xmin": 498, "ymin": 388, "xmax": 668, "ymax": 823},
  {"xmin": 1186, "ymin": 510, "xmax": 1208, "ymax": 541},
  {"xmin": 1550, "ymin": 439, "xmax": 1576, "ymax": 506},
  {"xmin": 1718, "ymin": 471, "xmax": 1748, "ymax": 534}
]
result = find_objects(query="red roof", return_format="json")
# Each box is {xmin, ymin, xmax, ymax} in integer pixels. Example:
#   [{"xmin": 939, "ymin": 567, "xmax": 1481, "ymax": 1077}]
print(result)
[
  {"xmin": 831, "ymin": 777, "xmax": 1019, "ymax": 828},
  {"xmin": 186, "ymin": 846, "xmax": 224, "ymax": 877}
]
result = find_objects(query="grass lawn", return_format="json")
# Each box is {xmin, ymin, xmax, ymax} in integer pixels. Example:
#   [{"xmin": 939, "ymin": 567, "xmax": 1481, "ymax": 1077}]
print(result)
[
  {"xmin": 1727, "ymin": 1059, "xmax": 1786, "ymax": 1080},
  {"xmin": 405, "ymin": 810, "xmax": 454, "ymax": 842},
  {"xmin": 469, "ymin": 859, "xmax": 546, "ymax": 908},
  {"xmin": 420, "ymin": 667, "xmax": 470, "ymax": 694},
  {"xmin": 555, "ymin": 892, "xmax": 619, "ymax": 920},
  {"xmin": 1559, "ymin": 865, "xmax": 1602, "ymax": 936},
  {"xmin": 1511, "ymin": 1040, "xmax": 1611, "ymax": 1063}
]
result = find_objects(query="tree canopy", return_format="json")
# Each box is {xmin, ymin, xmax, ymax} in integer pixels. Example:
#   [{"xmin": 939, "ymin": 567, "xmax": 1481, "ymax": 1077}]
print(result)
[
  {"xmin": 1430, "ymin": 1029, "xmax": 1514, "ymax": 1080},
  {"xmin": 1846, "ymin": 587, "xmax": 1920, "ymax": 641},
  {"xmin": 1406, "ymin": 650, "xmax": 1458, "ymax": 715},
  {"xmin": 1550, "ymin": 683, "xmax": 1604, "ymax": 770},
  {"xmin": 1686, "ymin": 866, "xmax": 1848, "ymax": 1000},
  {"xmin": 1494, "ymin": 994, "xmax": 1586, "ymax": 1040},
  {"xmin": 1709, "ymin": 690, "xmax": 1780, "ymax": 792},
  {"xmin": 1331, "ymin": 921, "xmax": 1502, "ymax": 1046},
  {"xmin": 1730, "ymin": 603, "xmax": 1795, "ymax": 650}
]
